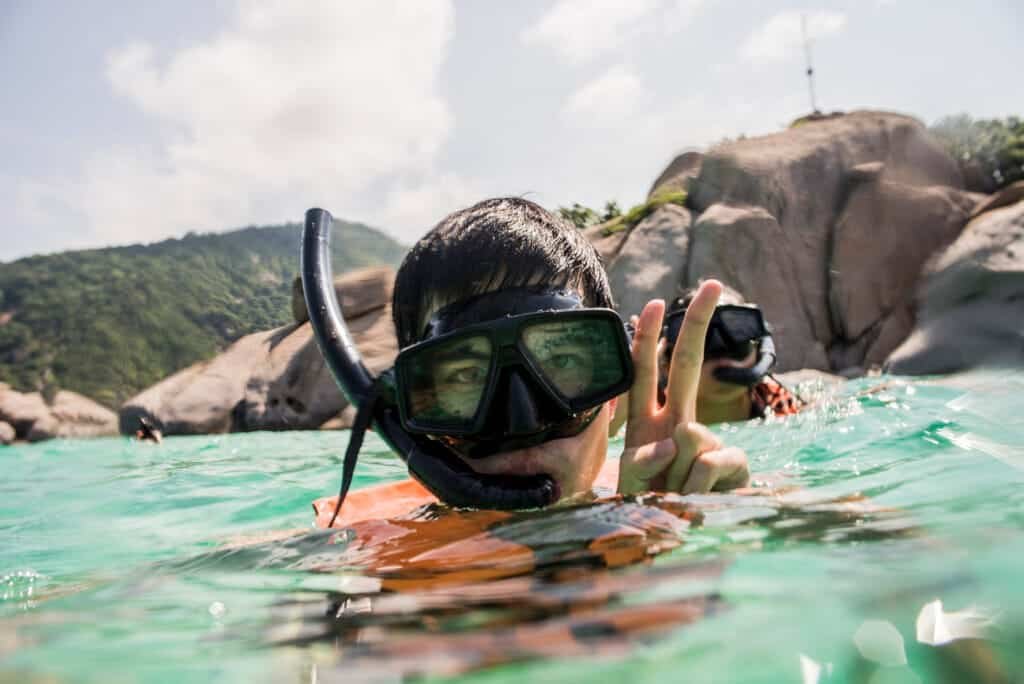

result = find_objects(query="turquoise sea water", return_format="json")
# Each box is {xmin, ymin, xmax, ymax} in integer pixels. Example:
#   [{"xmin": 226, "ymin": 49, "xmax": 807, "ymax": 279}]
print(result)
[{"xmin": 2, "ymin": 371, "xmax": 1023, "ymax": 683}]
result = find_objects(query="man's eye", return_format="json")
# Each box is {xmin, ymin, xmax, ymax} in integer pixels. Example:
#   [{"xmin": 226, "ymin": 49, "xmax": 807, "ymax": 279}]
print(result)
[
  {"xmin": 548, "ymin": 354, "xmax": 582, "ymax": 370},
  {"xmin": 445, "ymin": 366, "xmax": 485, "ymax": 384}
]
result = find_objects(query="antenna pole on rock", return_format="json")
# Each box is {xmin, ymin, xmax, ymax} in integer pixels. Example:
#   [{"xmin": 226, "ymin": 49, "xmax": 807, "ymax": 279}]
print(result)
[{"xmin": 802, "ymin": 13, "xmax": 820, "ymax": 114}]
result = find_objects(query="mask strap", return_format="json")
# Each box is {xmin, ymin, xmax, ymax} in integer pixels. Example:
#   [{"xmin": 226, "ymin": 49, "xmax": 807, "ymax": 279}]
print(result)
[{"xmin": 326, "ymin": 381, "xmax": 382, "ymax": 528}]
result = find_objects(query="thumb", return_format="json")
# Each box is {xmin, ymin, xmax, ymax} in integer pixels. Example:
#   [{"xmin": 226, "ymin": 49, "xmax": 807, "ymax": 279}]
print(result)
[{"xmin": 618, "ymin": 438, "xmax": 676, "ymax": 496}]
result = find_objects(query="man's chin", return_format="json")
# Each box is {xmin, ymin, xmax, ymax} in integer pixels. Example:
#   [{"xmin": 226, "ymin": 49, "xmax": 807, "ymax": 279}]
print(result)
[{"xmin": 450, "ymin": 405, "xmax": 610, "ymax": 500}]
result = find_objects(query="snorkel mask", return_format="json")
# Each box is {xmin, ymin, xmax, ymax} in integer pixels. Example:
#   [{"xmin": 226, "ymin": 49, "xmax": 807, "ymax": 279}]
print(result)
[
  {"xmin": 662, "ymin": 303, "xmax": 777, "ymax": 387},
  {"xmin": 301, "ymin": 209, "xmax": 633, "ymax": 520},
  {"xmin": 397, "ymin": 288, "xmax": 633, "ymax": 458}
]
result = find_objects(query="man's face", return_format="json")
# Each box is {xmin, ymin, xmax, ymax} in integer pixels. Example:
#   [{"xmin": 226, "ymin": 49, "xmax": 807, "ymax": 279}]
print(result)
[
  {"xmin": 453, "ymin": 402, "xmax": 611, "ymax": 501},
  {"xmin": 417, "ymin": 283, "xmax": 614, "ymax": 500}
]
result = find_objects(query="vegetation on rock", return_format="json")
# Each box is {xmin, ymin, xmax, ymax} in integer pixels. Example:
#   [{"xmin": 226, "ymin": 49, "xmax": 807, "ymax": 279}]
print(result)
[
  {"xmin": 602, "ymin": 190, "xmax": 688, "ymax": 235},
  {"xmin": 557, "ymin": 201, "xmax": 622, "ymax": 230},
  {"xmin": 0, "ymin": 222, "xmax": 405, "ymax": 407},
  {"xmin": 930, "ymin": 114, "xmax": 1024, "ymax": 191},
  {"xmin": 557, "ymin": 192, "xmax": 687, "ymax": 236}
]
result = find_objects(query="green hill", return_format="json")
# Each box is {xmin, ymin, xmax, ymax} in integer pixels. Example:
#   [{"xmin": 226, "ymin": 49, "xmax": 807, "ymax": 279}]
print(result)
[{"xmin": 0, "ymin": 220, "xmax": 407, "ymax": 407}]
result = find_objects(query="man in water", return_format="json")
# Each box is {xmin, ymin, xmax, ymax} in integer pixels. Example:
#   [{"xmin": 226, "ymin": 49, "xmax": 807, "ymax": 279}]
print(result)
[
  {"xmin": 608, "ymin": 284, "xmax": 802, "ymax": 435},
  {"xmin": 663, "ymin": 286, "xmax": 801, "ymax": 423},
  {"xmin": 134, "ymin": 417, "xmax": 163, "ymax": 444},
  {"xmin": 310, "ymin": 197, "xmax": 750, "ymax": 525}
]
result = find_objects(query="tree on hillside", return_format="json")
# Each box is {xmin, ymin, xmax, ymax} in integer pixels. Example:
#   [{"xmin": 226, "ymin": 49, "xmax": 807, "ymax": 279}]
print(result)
[{"xmin": 0, "ymin": 221, "xmax": 405, "ymax": 407}]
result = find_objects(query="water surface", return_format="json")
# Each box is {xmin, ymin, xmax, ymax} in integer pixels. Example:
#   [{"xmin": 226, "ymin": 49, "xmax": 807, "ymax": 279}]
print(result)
[{"xmin": 2, "ymin": 372, "xmax": 1023, "ymax": 682}]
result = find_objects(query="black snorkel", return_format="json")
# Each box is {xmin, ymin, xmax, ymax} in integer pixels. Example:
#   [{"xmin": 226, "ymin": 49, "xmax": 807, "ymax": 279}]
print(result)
[
  {"xmin": 301, "ymin": 208, "xmax": 559, "ymax": 520},
  {"xmin": 712, "ymin": 333, "xmax": 776, "ymax": 387}
]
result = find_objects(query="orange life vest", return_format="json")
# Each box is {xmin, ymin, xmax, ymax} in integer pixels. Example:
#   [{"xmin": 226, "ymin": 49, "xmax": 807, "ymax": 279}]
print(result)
[{"xmin": 750, "ymin": 379, "xmax": 802, "ymax": 418}]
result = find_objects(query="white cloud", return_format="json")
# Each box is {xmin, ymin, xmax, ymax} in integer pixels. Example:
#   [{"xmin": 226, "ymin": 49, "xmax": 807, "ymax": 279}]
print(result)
[
  {"xmin": 19, "ymin": 0, "xmax": 459, "ymax": 247},
  {"xmin": 740, "ymin": 10, "xmax": 846, "ymax": 63},
  {"xmin": 377, "ymin": 172, "xmax": 485, "ymax": 237},
  {"xmin": 562, "ymin": 65, "xmax": 645, "ymax": 127},
  {"xmin": 662, "ymin": 0, "xmax": 710, "ymax": 33},
  {"xmin": 523, "ymin": 0, "xmax": 709, "ymax": 65}
]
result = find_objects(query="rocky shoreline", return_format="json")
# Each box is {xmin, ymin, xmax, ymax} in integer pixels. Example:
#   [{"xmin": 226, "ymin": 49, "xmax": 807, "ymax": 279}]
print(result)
[
  {"xmin": 0, "ymin": 383, "xmax": 118, "ymax": 445},
  {"xmin": 4, "ymin": 110, "xmax": 1022, "ymax": 443}
]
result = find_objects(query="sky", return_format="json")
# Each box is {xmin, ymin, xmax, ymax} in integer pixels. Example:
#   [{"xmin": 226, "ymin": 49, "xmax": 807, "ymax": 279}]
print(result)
[{"xmin": 1, "ymin": 0, "xmax": 1020, "ymax": 262}]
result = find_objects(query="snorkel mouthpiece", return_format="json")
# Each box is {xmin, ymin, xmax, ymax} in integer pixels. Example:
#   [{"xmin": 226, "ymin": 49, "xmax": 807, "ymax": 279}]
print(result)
[
  {"xmin": 712, "ymin": 335, "xmax": 777, "ymax": 387},
  {"xmin": 301, "ymin": 208, "xmax": 560, "ymax": 517}
]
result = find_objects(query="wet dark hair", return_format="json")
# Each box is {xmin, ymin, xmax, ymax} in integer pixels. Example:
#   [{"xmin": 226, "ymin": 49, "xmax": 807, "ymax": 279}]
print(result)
[
  {"xmin": 393, "ymin": 197, "xmax": 613, "ymax": 348},
  {"xmin": 670, "ymin": 281, "xmax": 746, "ymax": 313}
]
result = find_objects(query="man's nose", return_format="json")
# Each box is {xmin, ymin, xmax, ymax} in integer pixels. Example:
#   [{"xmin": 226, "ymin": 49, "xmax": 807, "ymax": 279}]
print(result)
[{"xmin": 504, "ymin": 370, "xmax": 543, "ymax": 435}]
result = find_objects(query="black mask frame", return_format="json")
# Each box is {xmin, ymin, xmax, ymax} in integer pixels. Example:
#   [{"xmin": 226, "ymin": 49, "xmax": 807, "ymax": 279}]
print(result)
[{"xmin": 392, "ymin": 308, "xmax": 634, "ymax": 440}]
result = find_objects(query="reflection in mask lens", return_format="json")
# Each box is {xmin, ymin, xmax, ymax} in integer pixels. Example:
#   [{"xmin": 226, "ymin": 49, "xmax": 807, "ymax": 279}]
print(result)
[
  {"xmin": 407, "ymin": 334, "xmax": 492, "ymax": 425},
  {"xmin": 521, "ymin": 319, "xmax": 626, "ymax": 399}
]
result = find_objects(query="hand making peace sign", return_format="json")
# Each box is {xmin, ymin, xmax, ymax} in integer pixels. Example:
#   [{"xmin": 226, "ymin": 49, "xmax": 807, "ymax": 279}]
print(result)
[{"xmin": 617, "ymin": 280, "xmax": 751, "ymax": 495}]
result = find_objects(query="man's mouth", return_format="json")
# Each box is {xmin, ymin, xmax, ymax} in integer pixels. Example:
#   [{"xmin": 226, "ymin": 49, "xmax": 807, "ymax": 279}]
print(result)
[{"xmin": 467, "ymin": 447, "xmax": 554, "ymax": 476}]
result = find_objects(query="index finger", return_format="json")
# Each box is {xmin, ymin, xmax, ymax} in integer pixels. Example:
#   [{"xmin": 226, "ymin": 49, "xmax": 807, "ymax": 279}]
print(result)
[{"xmin": 664, "ymin": 280, "xmax": 722, "ymax": 424}]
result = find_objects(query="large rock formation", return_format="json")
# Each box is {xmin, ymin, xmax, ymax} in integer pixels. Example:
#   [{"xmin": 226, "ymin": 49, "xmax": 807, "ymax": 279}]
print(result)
[
  {"xmin": 0, "ymin": 383, "xmax": 118, "ymax": 442},
  {"xmin": 828, "ymin": 173, "xmax": 976, "ymax": 370},
  {"xmin": 0, "ymin": 384, "xmax": 49, "ymax": 437},
  {"xmin": 886, "ymin": 199, "xmax": 1024, "ymax": 374},
  {"xmin": 648, "ymin": 150, "xmax": 703, "ymax": 198},
  {"xmin": 601, "ymin": 111, "xmax": 981, "ymax": 374},
  {"xmin": 120, "ymin": 267, "xmax": 397, "ymax": 435},
  {"xmin": 118, "ymin": 330, "xmax": 277, "ymax": 435},
  {"xmin": 606, "ymin": 204, "xmax": 692, "ymax": 319},
  {"xmin": 239, "ymin": 304, "xmax": 396, "ymax": 432},
  {"xmin": 290, "ymin": 265, "xmax": 395, "ymax": 325}
]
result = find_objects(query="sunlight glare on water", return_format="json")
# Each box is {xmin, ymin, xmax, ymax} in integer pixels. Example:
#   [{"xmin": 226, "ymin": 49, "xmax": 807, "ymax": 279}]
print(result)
[{"xmin": 1, "ymin": 371, "xmax": 1023, "ymax": 683}]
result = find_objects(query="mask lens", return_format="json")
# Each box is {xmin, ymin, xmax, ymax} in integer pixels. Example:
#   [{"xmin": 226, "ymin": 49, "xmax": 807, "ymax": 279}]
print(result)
[
  {"xmin": 716, "ymin": 307, "xmax": 764, "ymax": 344},
  {"xmin": 520, "ymin": 317, "xmax": 626, "ymax": 400},
  {"xmin": 706, "ymin": 307, "xmax": 763, "ymax": 360},
  {"xmin": 704, "ymin": 327, "xmax": 732, "ymax": 358},
  {"xmin": 405, "ymin": 334, "xmax": 493, "ymax": 426}
]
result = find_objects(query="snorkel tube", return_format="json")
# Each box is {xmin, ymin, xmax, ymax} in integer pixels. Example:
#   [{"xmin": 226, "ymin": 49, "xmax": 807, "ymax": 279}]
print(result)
[
  {"xmin": 301, "ymin": 208, "xmax": 559, "ymax": 512},
  {"xmin": 712, "ymin": 334, "xmax": 776, "ymax": 387}
]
